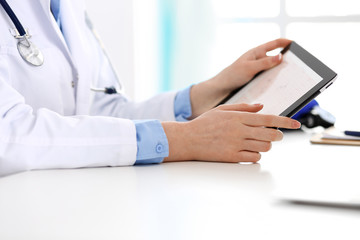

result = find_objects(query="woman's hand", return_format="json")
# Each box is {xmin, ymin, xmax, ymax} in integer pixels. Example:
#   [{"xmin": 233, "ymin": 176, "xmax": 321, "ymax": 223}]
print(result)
[
  {"xmin": 190, "ymin": 38, "xmax": 292, "ymax": 118},
  {"xmin": 212, "ymin": 38, "xmax": 291, "ymax": 92},
  {"xmin": 162, "ymin": 103, "xmax": 301, "ymax": 163}
]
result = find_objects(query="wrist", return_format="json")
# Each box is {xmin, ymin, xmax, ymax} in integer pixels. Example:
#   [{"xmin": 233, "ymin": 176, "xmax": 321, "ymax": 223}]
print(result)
[
  {"xmin": 161, "ymin": 121, "xmax": 194, "ymax": 162},
  {"xmin": 190, "ymin": 78, "xmax": 230, "ymax": 118},
  {"xmin": 205, "ymin": 74, "xmax": 232, "ymax": 97}
]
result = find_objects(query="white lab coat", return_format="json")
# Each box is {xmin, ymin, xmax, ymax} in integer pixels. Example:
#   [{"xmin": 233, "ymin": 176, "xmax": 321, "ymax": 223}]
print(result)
[{"xmin": 0, "ymin": 0, "xmax": 177, "ymax": 175}]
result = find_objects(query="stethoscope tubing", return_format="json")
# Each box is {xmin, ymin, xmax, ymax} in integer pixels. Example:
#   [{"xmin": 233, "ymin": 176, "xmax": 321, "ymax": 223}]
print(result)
[
  {"xmin": 0, "ymin": 0, "xmax": 27, "ymax": 36},
  {"xmin": 1, "ymin": 0, "xmax": 122, "ymax": 94}
]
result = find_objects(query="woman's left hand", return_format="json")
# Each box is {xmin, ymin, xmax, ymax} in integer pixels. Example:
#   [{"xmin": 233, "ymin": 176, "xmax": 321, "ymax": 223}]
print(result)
[{"xmin": 213, "ymin": 38, "xmax": 292, "ymax": 93}]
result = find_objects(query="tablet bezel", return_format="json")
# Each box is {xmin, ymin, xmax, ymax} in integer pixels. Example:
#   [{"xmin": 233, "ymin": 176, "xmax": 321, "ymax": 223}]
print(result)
[{"xmin": 218, "ymin": 41, "xmax": 337, "ymax": 117}]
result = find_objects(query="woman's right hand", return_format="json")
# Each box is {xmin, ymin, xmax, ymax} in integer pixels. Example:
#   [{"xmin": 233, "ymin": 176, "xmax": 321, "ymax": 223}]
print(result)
[{"xmin": 162, "ymin": 103, "xmax": 301, "ymax": 163}]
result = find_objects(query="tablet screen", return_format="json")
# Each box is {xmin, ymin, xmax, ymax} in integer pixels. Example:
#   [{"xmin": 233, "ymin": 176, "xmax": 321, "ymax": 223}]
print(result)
[{"xmin": 225, "ymin": 50, "xmax": 323, "ymax": 115}]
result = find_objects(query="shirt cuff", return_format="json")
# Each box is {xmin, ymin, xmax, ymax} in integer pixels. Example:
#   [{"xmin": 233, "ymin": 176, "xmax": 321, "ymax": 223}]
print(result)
[
  {"xmin": 174, "ymin": 86, "xmax": 193, "ymax": 122},
  {"xmin": 133, "ymin": 120, "xmax": 169, "ymax": 165}
]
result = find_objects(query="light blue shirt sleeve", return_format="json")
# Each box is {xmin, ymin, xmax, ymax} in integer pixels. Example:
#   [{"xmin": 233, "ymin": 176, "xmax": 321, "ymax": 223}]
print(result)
[
  {"xmin": 174, "ymin": 86, "xmax": 193, "ymax": 122},
  {"xmin": 134, "ymin": 86, "xmax": 192, "ymax": 164},
  {"xmin": 134, "ymin": 120, "xmax": 169, "ymax": 165}
]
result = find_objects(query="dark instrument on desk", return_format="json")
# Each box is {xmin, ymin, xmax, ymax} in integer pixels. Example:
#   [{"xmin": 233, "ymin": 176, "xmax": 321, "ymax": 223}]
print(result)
[{"xmin": 292, "ymin": 100, "xmax": 335, "ymax": 129}]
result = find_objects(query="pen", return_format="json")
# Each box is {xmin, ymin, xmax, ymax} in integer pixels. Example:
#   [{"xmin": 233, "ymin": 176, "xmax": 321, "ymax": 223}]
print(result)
[{"xmin": 344, "ymin": 130, "xmax": 360, "ymax": 137}]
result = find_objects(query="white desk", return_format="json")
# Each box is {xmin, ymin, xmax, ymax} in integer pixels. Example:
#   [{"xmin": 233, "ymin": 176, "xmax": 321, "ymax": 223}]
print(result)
[{"xmin": 0, "ymin": 131, "xmax": 359, "ymax": 240}]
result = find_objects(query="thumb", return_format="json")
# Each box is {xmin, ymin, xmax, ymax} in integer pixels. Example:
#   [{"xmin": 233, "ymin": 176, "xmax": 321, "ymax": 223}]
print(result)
[
  {"xmin": 218, "ymin": 103, "xmax": 264, "ymax": 112},
  {"xmin": 253, "ymin": 54, "xmax": 282, "ymax": 73}
]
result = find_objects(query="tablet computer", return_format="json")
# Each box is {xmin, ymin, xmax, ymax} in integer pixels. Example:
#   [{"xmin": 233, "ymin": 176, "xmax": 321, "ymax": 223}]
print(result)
[{"xmin": 218, "ymin": 41, "xmax": 337, "ymax": 117}]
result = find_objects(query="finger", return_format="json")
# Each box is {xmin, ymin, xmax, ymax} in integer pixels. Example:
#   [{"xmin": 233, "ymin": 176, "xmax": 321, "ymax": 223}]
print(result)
[
  {"xmin": 245, "ymin": 127, "xmax": 283, "ymax": 142},
  {"xmin": 236, "ymin": 151, "xmax": 261, "ymax": 163},
  {"xmin": 251, "ymin": 54, "xmax": 283, "ymax": 73},
  {"xmin": 218, "ymin": 103, "xmax": 263, "ymax": 112},
  {"xmin": 242, "ymin": 140, "xmax": 272, "ymax": 152},
  {"xmin": 254, "ymin": 38, "xmax": 292, "ymax": 58},
  {"xmin": 239, "ymin": 113, "xmax": 301, "ymax": 129}
]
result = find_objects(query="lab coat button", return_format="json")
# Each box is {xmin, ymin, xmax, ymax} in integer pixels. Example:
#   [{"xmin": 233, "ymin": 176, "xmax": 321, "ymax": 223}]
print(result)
[{"xmin": 156, "ymin": 144, "xmax": 164, "ymax": 153}]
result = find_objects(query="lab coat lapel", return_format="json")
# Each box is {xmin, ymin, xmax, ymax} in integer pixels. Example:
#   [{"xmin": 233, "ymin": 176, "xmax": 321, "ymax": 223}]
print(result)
[
  {"xmin": 59, "ymin": 0, "xmax": 92, "ymax": 115},
  {"xmin": 37, "ymin": 0, "xmax": 75, "ymax": 68}
]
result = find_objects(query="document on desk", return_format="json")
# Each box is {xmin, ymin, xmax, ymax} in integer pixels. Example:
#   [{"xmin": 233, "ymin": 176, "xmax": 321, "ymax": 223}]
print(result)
[{"xmin": 311, "ymin": 127, "xmax": 360, "ymax": 146}]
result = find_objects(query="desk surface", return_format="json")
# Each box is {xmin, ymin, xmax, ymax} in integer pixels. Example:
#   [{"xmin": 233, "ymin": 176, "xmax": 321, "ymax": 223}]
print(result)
[{"xmin": 0, "ymin": 131, "xmax": 359, "ymax": 240}]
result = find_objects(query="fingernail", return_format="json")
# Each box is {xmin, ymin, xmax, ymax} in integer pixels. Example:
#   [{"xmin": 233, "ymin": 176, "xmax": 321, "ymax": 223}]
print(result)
[
  {"xmin": 292, "ymin": 120, "xmax": 301, "ymax": 129},
  {"xmin": 254, "ymin": 103, "xmax": 263, "ymax": 107},
  {"xmin": 273, "ymin": 53, "xmax": 282, "ymax": 62}
]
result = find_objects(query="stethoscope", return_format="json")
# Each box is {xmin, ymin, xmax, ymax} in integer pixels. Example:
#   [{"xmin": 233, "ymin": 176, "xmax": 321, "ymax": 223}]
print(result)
[
  {"xmin": 0, "ymin": 0, "xmax": 122, "ymax": 94},
  {"xmin": 0, "ymin": 0, "xmax": 44, "ymax": 66}
]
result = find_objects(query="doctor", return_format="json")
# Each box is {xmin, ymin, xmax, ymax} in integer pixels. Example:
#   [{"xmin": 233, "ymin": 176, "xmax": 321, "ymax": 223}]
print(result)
[{"xmin": 0, "ymin": 0, "xmax": 300, "ymax": 176}]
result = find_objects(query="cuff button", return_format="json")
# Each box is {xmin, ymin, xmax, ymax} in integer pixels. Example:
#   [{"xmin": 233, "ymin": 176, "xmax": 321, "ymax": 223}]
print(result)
[{"xmin": 156, "ymin": 144, "xmax": 164, "ymax": 153}]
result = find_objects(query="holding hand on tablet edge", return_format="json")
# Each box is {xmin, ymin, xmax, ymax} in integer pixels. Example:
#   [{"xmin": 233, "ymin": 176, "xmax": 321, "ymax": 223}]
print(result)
[
  {"xmin": 189, "ymin": 38, "xmax": 292, "ymax": 119},
  {"xmin": 163, "ymin": 103, "xmax": 301, "ymax": 163}
]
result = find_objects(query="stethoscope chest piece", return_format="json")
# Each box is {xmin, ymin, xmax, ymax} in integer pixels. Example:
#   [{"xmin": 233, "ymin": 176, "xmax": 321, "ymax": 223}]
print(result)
[
  {"xmin": 1, "ymin": 0, "xmax": 44, "ymax": 66},
  {"xmin": 17, "ymin": 36, "xmax": 44, "ymax": 66}
]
